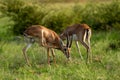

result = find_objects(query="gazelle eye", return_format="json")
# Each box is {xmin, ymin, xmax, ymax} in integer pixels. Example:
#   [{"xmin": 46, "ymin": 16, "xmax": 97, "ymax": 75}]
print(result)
[{"xmin": 64, "ymin": 48, "xmax": 67, "ymax": 51}]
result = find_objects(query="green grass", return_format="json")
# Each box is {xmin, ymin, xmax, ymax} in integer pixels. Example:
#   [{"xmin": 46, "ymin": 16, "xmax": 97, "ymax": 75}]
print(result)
[{"xmin": 0, "ymin": 30, "xmax": 120, "ymax": 80}]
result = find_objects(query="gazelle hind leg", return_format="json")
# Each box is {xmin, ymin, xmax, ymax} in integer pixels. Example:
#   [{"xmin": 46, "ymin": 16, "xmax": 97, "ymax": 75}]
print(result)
[
  {"xmin": 86, "ymin": 29, "xmax": 92, "ymax": 63},
  {"xmin": 79, "ymin": 31, "xmax": 90, "ymax": 63},
  {"xmin": 75, "ymin": 41, "xmax": 83, "ymax": 60}
]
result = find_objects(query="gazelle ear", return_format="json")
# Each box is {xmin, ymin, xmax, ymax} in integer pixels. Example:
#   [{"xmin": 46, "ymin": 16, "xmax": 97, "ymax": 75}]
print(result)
[
  {"xmin": 60, "ymin": 39, "xmax": 65, "ymax": 47},
  {"xmin": 60, "ymin": 33, "xmax": 63, "ymax": 36}
]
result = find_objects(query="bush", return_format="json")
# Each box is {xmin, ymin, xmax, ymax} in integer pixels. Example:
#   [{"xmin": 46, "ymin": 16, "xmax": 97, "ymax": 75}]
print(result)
[
  {"xmin": 72, "ymin": 0, "xmax": 120, "ymax": 31},
  {"xmin": 0, "ymin": 0, "xmax": 47, "ymax": 35},
  {"xmin": 0, "ymin": 0, "xmax": 120, "ymax": 35},
  {"xmin": 12, "ymin": 5, "xmax": 47, "ymax": 34},
  {"xmin": 97, "ymin": 1, "xmax": 120, "ymax": 30},
  {"xmin": 42, "ymin": 9, "xmax": 77, "ymax": 33}
]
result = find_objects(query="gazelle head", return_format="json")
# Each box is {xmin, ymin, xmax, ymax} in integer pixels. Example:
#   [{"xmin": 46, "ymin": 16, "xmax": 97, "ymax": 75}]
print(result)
[
  {"xmin": 59, "ymin": 35, "xmax": 72, "ymax": 59},
  {"xmin": 62, "ymin": 45, "xmax": 71, "ymax": 59}
]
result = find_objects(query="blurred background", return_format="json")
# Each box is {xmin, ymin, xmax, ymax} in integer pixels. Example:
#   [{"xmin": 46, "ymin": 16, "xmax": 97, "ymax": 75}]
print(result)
[{"xmin": 0, "ymin": 0, "xmax": 120, "ymax": 36}]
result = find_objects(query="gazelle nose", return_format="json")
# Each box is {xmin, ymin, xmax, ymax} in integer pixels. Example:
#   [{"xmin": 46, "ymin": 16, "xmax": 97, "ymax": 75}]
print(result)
[
  {"xmin": 67, "ymin": 57, "xmax": 71, "ymax": 61},
  {"xmin": 66, "ymin": 54, "xmax": 70, "ymax": 58}
]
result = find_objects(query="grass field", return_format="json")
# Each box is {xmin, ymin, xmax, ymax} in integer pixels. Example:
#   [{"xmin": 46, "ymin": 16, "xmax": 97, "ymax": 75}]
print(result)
[{"xmin": 0, "ymin": 17, "xmax": 120, "ymax": 80}]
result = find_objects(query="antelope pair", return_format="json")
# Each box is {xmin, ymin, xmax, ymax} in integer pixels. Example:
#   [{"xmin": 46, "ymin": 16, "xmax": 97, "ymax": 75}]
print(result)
[{"xmin": 22, "ymin": 24, "xmax": 92, "ymax": 66}]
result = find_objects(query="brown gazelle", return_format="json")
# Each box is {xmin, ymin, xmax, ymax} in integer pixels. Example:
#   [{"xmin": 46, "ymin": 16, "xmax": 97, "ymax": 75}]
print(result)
[
  {"xmin": 22, "ymin": 25, "xmax": 71, "ymax": 66},
  {"xmin": 60, "ymin": 23, "xmax": 92, "ymax": 63}
]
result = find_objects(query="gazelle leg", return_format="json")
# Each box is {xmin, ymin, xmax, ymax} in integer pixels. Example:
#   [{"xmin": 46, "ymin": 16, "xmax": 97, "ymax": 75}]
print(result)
[
  {"xmin": 51, "ymin": 49, "xmax": 56, "ymax": 64},
  {"xmin": 80, "ymin": 40, "xmax": 90, "ymax": 63},
  {"xmin": 22, "ymin": 43, "xmax": 32, "ymax": 66},
  {"xmin": 47, "ymin": 48, "xmax": 50, "ymax": 65},
  {"xmin": 75, "ymin": 41, "xmax": 83, "ymax": 60},
  {"xmin": 86, "ymin": 35, "xmax": 92, "ymax": 63},
  {"xmin": 79, "ymin": 31, "xmax": 90, "ymax": 63}
]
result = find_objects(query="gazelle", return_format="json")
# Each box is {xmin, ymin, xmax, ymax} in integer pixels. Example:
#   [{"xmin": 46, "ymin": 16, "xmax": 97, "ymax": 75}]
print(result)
[
  {"xmin": 60, "ymin": 23, "xmax": 92, "ymax": 63},
  {"xmin": 22, "ymin": 25, "xmax": 71, "ymax": 66}
]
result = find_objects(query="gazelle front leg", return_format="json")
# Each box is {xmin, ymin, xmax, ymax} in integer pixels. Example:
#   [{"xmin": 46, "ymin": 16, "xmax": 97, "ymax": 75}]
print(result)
[
  {"xmin": 75, "ymin": 41, "xmax": 83, "ymax": 60},
  {"xmin": 22, "ymin": 43, "xmax": 32, "ymax": 66},
  {"xmin": 47, "ymin": 48, "xmax": 50, "ymax": 65},
  {"xmin": 51, "ymin": 49, "xmax": 56, "ymax": 64}
]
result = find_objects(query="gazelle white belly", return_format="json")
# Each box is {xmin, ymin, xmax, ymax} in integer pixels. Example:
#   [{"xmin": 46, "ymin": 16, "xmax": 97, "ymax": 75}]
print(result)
[{"xmin": 72, "ymin": 34, "xmax": 78, "ymax": 40}]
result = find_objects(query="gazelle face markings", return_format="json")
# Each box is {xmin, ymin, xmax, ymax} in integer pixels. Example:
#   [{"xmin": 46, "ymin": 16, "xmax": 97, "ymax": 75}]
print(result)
[{"xmin": 63, "ymin": 47, "xmax": 70, "ymax": 58}]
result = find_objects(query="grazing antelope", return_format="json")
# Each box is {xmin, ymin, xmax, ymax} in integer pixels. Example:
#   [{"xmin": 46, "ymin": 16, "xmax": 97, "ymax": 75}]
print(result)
[
  {"xmin": 60, "ymin": 23, "xmax": 92, "ymax": 63},
  {"xmin": 22, "ymin": 25, "xmax": 72, "ymax": 66}
]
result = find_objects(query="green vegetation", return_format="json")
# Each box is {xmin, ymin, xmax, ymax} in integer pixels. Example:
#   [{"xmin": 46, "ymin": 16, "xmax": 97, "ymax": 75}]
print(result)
[
  {"xmin": 0, "ymin": 0, "xmax": 120, "ymax": 80},
  {"xmin": 0, "ymin": 0, "xmax": 120, "ymax": 35}
]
